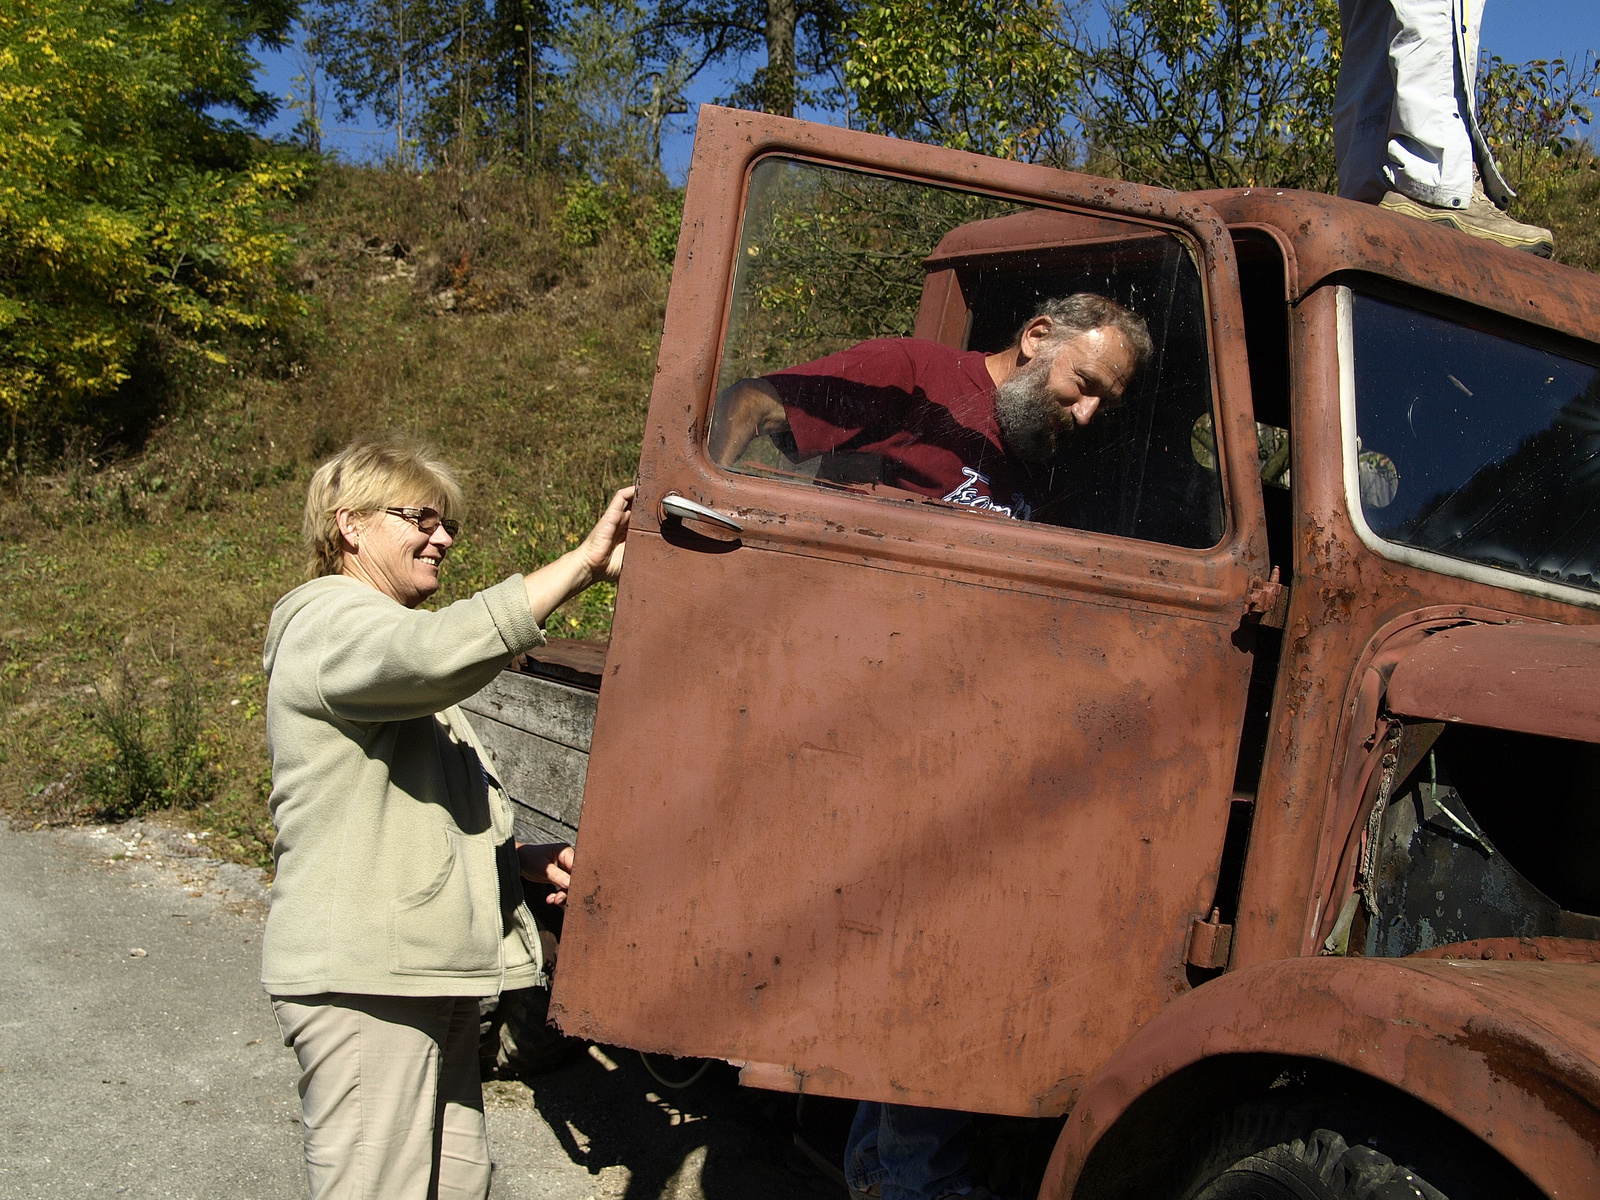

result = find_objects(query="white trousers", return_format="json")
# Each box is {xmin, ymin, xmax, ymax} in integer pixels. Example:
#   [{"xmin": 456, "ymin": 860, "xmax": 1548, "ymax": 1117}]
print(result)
[
  {"xmin": 1334, "ymin": 0, "xmax": 1498, "ymax": 207},
  {"xmin": 273, "ymin": 994, "xmax": 491, "ymax": 1200}
]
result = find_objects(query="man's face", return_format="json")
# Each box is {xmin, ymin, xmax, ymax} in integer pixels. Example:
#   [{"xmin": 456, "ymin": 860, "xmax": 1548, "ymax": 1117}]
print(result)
[{"xmin": 994, "ymin": 325, "xmax": 1138, "ymax": 463}]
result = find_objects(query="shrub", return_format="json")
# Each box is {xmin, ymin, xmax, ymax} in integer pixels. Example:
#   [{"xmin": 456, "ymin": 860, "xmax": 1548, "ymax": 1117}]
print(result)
[
  {"xmin": 0, "ymin": 0, "xmax": 306, "ymax": 456},
  {"xmin": 82, "ymin": 664, "xmax": 217, "ymax": 821}
]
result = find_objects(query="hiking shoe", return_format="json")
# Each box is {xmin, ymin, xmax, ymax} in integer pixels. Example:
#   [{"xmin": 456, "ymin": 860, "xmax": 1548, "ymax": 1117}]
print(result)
[{"xmin": 1379, "ymin": 185, "xmax": 1553, "ymax": 257}]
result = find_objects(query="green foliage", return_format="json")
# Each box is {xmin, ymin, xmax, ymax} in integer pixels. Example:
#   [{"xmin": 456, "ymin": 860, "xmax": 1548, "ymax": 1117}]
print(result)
[
  {"xmin": 546, "ymin": 0, "xmax": 656, "ymax": 170},
  {"xmin": 646, "ymin": 190, "xmax": 685, "ymax": 267},
  {"xmin": 847, "ymin": 0, "xmax": 1074, "ymax": 161},
  {"xmin": 1478, "ymin": 52, "xmax": 1600, "ymax": 186},
  {"xmin": 722, "ymin": 161, "xmax": 1018, "ymax": 380},
  {"xmin": 558, "ymin": 178, "xmax": 622, "ymax": 249},
  {"xmin": 0, "ymin": 161, "xmax": 667, "ymax": 854},
  {"xmin": 1515, "ymin": 147, "xmax": 1600, "ymax": 275},
  {"xmin": 83, "ymin": 664, "xmax": 218, "ymax": 822},
  {"xmin": 307, "ymin": 0, "xmax": 680, "ymax": 175},
  {"xmin": 0, "ymin": 0, "xmax": 306, "ymax": 449},
  {"xmin": 1078, "ymin": 0, "xmax": 1342, "ymax": 189},
  {"xmin": 556, "ymin": 174, "xmax": 683, "ymax": 267},
  {"xmin": 1476, "ymin": 52, "xmax": 1600, "ymax": 271}
]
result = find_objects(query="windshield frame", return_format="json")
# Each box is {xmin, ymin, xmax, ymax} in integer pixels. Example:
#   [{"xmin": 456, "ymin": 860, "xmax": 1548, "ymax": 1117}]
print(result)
[{"xmin": 1337, "ymin": 284, "xmax": 1600, "ymax": 611}]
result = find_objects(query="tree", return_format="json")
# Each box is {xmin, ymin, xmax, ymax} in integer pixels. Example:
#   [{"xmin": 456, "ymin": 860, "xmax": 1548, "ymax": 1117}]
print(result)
[
  {"xmin": 1076, "ymin": 0, "xmax": 1343, "ymax": 191},
  {"xmin": 642, "ymin": 0, "xmax": 853, "ymax": 119},
  {"xmin": 492, "ymin": 0, "xmax": 559, "ymax": 165},
  {"xmin": 0, "ymin": 0, "xmax": 305, "ymax": 450},
  {"xmin": 1477, "ymin": 52, "xmax": 1600, "ymax": 199},
  {"xmin": 544, "ymin": 0, "xmax": 659, "ymax": 169},
  {"xmin": 846, "ymin": 0, "xmax": 1074, "ymax": 161},
  {"xmin": 306, "ymin": 0, "xmax": 445, "ymax": 165}
]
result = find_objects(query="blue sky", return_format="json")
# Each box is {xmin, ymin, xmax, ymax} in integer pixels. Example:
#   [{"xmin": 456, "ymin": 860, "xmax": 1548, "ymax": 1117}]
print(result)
[{"xmin": 248, "ymin": 1, "xmax": 1600, "ymax": 182}]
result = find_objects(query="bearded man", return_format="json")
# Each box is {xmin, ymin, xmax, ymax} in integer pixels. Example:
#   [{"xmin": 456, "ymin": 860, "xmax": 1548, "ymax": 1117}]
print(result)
[{"xmin": 708, "ymin": 292, "xmax": 1152, "ymax": 517}]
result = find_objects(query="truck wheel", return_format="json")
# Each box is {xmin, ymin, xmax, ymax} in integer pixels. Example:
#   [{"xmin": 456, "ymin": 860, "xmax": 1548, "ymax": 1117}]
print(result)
[
  {"xmin": 481, "ymin": 986, "xmax": 586, "ymax": 1078},
  {"xmin": 1191, "ymin": 1128, "xmax": 1447, "ymax": 1200}
]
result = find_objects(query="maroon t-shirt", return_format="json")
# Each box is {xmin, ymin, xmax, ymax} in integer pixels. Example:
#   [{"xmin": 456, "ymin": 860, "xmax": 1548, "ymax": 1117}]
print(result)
[{"xmin": 764, "ymin": 338, "xmax": 1035, "ymax": 520}]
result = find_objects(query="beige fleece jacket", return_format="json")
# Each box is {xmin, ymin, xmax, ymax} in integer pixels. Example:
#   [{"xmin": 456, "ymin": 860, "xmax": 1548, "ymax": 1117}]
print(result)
[{"xmin": 261, "ymin": 573, "xmax": 548, "ymax": 997}]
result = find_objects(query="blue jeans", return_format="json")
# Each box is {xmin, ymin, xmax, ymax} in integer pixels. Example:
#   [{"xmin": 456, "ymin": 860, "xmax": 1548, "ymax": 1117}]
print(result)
[{"xmin": 844, "ymin": 1101, "xmax": 973, "ymax": 1200}]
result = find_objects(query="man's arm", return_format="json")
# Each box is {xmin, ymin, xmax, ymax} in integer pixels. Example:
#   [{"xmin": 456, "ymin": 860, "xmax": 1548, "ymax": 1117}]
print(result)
[{"xmin": 708, "ymin": 378, "xmax": 790, "ymax": 466}]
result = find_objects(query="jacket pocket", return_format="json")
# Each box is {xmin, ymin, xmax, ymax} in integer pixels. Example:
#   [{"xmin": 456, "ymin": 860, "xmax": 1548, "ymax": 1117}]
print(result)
[{"xmin": 389, "ymin": 830, "xmax": 500, "ymax": 976}]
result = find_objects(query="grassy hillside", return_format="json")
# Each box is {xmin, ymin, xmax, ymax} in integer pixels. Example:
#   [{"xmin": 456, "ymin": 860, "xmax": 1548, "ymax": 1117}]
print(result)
[
  {"xmin": 0, "ymin": 164, "xmax": 671, "ymax": 864},
  {"xmin": 3, "ymin": 150, "xmax": 1596, "ymax": 868}
]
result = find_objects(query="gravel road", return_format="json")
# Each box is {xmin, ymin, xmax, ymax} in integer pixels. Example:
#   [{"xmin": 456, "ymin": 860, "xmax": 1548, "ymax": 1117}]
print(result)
[{"xmin": 0, "ymin": 818, "xmax": 841, "ymax": 1200}]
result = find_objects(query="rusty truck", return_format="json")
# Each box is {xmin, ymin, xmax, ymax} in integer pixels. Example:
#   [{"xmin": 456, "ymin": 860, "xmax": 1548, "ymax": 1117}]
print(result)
[{"xmin": 465, "ymin": 106, "xmax": 1600, "ymax": 1198}]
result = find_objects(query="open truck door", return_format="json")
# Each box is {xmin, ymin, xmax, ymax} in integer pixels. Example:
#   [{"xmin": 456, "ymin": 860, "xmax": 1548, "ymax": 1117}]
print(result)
[{"xmin": 552, "ymin": 107, "xmax": 1273, "ymax": 1118}]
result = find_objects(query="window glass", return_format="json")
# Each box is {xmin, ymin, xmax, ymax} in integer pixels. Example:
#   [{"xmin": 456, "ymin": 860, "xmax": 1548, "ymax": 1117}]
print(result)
[
  {"xmin": 710, "ymin": 157, "xmax": 1225, "ymax": 549},
  {"xmin": 1350, "ymin": 292, "xmax": 1600, "ymax": 594}
]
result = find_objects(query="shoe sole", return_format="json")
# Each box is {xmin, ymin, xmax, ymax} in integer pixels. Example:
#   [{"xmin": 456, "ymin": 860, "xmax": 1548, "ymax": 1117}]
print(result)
[{"xmin": 1379, "ymin": 194, "xmax": 1554, "ymax": 257}]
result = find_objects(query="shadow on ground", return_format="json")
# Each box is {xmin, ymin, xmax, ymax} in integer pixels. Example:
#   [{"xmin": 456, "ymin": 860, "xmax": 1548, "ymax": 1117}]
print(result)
[{"xmin": 495, "ymin": 1048, "xmax": 848, "ymax": 1200}]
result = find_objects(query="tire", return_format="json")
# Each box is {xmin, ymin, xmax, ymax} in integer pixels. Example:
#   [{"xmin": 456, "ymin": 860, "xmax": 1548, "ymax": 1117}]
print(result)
[
  {"xmin": 1191, "ymin": 1128, "xmax": 1449, "ymax": 1200},
  {"xmin": 479, "ymin": 986, "xmax": 586, "ymax": 1078}
]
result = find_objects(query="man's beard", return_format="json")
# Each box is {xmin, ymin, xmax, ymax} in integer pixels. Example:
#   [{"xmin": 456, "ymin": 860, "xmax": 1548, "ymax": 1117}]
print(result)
[{"xmin": 994, "ymin": 345, "xmax": 1072, "ymax": 463}]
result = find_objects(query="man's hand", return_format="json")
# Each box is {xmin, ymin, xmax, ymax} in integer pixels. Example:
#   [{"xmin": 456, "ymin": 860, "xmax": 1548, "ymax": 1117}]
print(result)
[
  {"xmin": 516, "ymin": 841, "xmax": 575, "ymax": 906},
  {"xmin": 708, "ymin": 379, "xmax": 789, "ymax": 466}
]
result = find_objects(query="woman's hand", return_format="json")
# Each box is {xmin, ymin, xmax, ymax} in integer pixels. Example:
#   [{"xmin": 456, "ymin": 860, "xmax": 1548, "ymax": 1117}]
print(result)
[
  {"xmin": 516, "ymin": 841, "xmax": 575, "ymax": 906},
  {"xmin": 575, "ymin": 486, "xmax": 634, "ymax": 584},
  {"xmin": 522, "ymin": 486, "xmax": 635, "ymax": 627}
]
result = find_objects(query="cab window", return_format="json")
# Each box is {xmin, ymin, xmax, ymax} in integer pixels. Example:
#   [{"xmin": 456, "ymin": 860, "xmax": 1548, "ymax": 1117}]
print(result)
[
  {"xmin": 1348, "ymin": 291, "xmax": 1600, "ymax": 595},
  {"xmin": 710, "ymin": 157, "xmax": 1226, "ymax": 550}
]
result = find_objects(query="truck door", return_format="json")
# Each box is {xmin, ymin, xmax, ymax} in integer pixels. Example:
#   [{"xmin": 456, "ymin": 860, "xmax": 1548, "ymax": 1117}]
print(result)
[{"xmin": 552, "ymin": 106, "xmax": 1271, "ymax": 1118}]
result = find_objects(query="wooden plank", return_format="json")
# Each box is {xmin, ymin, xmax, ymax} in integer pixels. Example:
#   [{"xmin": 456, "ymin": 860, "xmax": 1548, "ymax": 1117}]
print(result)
[
  {"xmin": 466, "ymin": 709, "xmax": 590, "ymax": 830},
  {"xmin": 518, "ymin": 638, "xmax": 607, "ymax": 691},
  {"xmin": 510, "ymin": 803, "xmax": 577, "ymax": 846},
  {"xmin": 461, "ymin": 671, "xmax": 597, "ymax": 753}
]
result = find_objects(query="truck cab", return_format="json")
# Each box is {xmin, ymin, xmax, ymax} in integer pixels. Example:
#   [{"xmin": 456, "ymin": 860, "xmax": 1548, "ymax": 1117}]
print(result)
[{"xmin": 515, "ymin": 107, "xmax": 1599, "ymax": 1198}]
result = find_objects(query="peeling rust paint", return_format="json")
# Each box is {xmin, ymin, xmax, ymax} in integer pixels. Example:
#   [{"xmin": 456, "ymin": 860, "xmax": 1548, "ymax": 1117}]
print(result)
[{"xmin": 544, "ymin": 107, "xmax": 1600, "ymax": 1188}]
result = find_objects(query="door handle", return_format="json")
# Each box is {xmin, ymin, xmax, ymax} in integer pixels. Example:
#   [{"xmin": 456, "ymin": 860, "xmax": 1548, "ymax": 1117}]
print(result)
[{"xmin": 660, "ymin": 493, "xmax": 744, "ymax": 532}]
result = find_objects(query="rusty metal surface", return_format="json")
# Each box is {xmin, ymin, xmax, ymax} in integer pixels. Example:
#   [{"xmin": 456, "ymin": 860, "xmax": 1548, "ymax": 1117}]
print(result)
[
  {"xmin": 540, "ymin": 107, "xmax": 1600, "ymax": 1173},
  {"xmin": 1229, "ymin": 285, "xmax": 1600, "ymax": 974},
  {"xmin": 551, "ymin": 105, "xmax": 1271, "ymax": 1117},
  {"xmin": 556, "ymin": 527, "xmax": 1256, "ymax": 1117},
  {"xmin": 1200, "ymin": 187, "xmax": 1600, "ymax": 347},
  {"xmin": 1185, "ymin": 909, "xmax": 1233, "ymax": 969},
  {"xmin": 1040, "ymin": 956, "xmax": 1600, "ymax": 1200},
  {"xmin": 1387, "ymin": 621, "xmax": 1600, "ymax": 745},
  {"xmin": 923, "ymin": 209, "xmax": 1175, "ymax": 265},
  {"xmin": 1410, "ymin": 937, "xmax": 1600, "ymax": 964},
  {"xmin": 914, "ymin": 210, "xmax": 1193, "ymax": 349}
]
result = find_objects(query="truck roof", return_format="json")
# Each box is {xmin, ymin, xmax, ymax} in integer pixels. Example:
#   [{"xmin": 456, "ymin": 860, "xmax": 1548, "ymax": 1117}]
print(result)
[{"xmin": 925, "ymin": 187, "xmax": 1600, "ymax": 350}]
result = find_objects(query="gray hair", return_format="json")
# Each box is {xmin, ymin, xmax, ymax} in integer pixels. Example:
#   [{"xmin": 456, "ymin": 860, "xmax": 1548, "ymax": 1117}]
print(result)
[{"xmin": 1024, "ymin": 293, "xmax": 1153, "ymax": 374}]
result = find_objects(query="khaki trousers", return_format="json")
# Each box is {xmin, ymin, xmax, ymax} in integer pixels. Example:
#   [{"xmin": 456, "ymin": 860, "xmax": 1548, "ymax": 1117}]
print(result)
[{"xmin": 272, "ymin": 993, "xmax": 490, "ymax": 1200}]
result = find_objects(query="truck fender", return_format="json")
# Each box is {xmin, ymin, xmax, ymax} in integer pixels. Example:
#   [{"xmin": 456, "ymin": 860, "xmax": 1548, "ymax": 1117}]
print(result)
[{"xmin": 1039, "ymin": 955, "xmax": 1600, "ymax": 1199}]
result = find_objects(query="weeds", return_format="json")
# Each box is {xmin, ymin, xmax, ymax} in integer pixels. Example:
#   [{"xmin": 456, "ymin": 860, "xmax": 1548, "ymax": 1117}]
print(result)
[{"xmin": 82, "ymin": 663, "xmax": 218, "ymax": 822}]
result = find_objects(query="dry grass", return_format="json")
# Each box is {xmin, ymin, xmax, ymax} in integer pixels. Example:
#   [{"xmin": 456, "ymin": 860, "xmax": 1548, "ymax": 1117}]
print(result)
[{"xmin": 0, "ymin": 163, "xmax": 671, "ymax": 863}]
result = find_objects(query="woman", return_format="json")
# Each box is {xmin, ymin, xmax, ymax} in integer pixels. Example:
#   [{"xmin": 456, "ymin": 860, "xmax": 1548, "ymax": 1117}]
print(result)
[{"xmin": 261, "ymin": 435, "xmax": 630, "ymax": 1199}]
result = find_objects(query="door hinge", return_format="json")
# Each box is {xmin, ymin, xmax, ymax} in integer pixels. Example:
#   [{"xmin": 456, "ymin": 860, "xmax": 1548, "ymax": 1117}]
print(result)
[
  {"xmin": 1244, "ymin": 567, "xmax": 1288, "ymax": 629},
  {"xmin": 1187, "ymin": 907, "xmax": 1234, "ymax": 969}
]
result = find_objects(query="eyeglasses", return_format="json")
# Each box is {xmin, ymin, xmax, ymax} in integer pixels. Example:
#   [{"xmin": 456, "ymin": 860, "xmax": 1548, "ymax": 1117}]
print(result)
[{"xmin": 385, "ymin": 507, "xmax": 461, "ymax": 537}]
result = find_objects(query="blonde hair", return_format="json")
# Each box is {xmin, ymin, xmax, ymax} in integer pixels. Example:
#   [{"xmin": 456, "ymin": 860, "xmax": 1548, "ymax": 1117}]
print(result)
[{"xmin": 302, "ymin": 436, "xmax": 464, "ymax": 578}]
